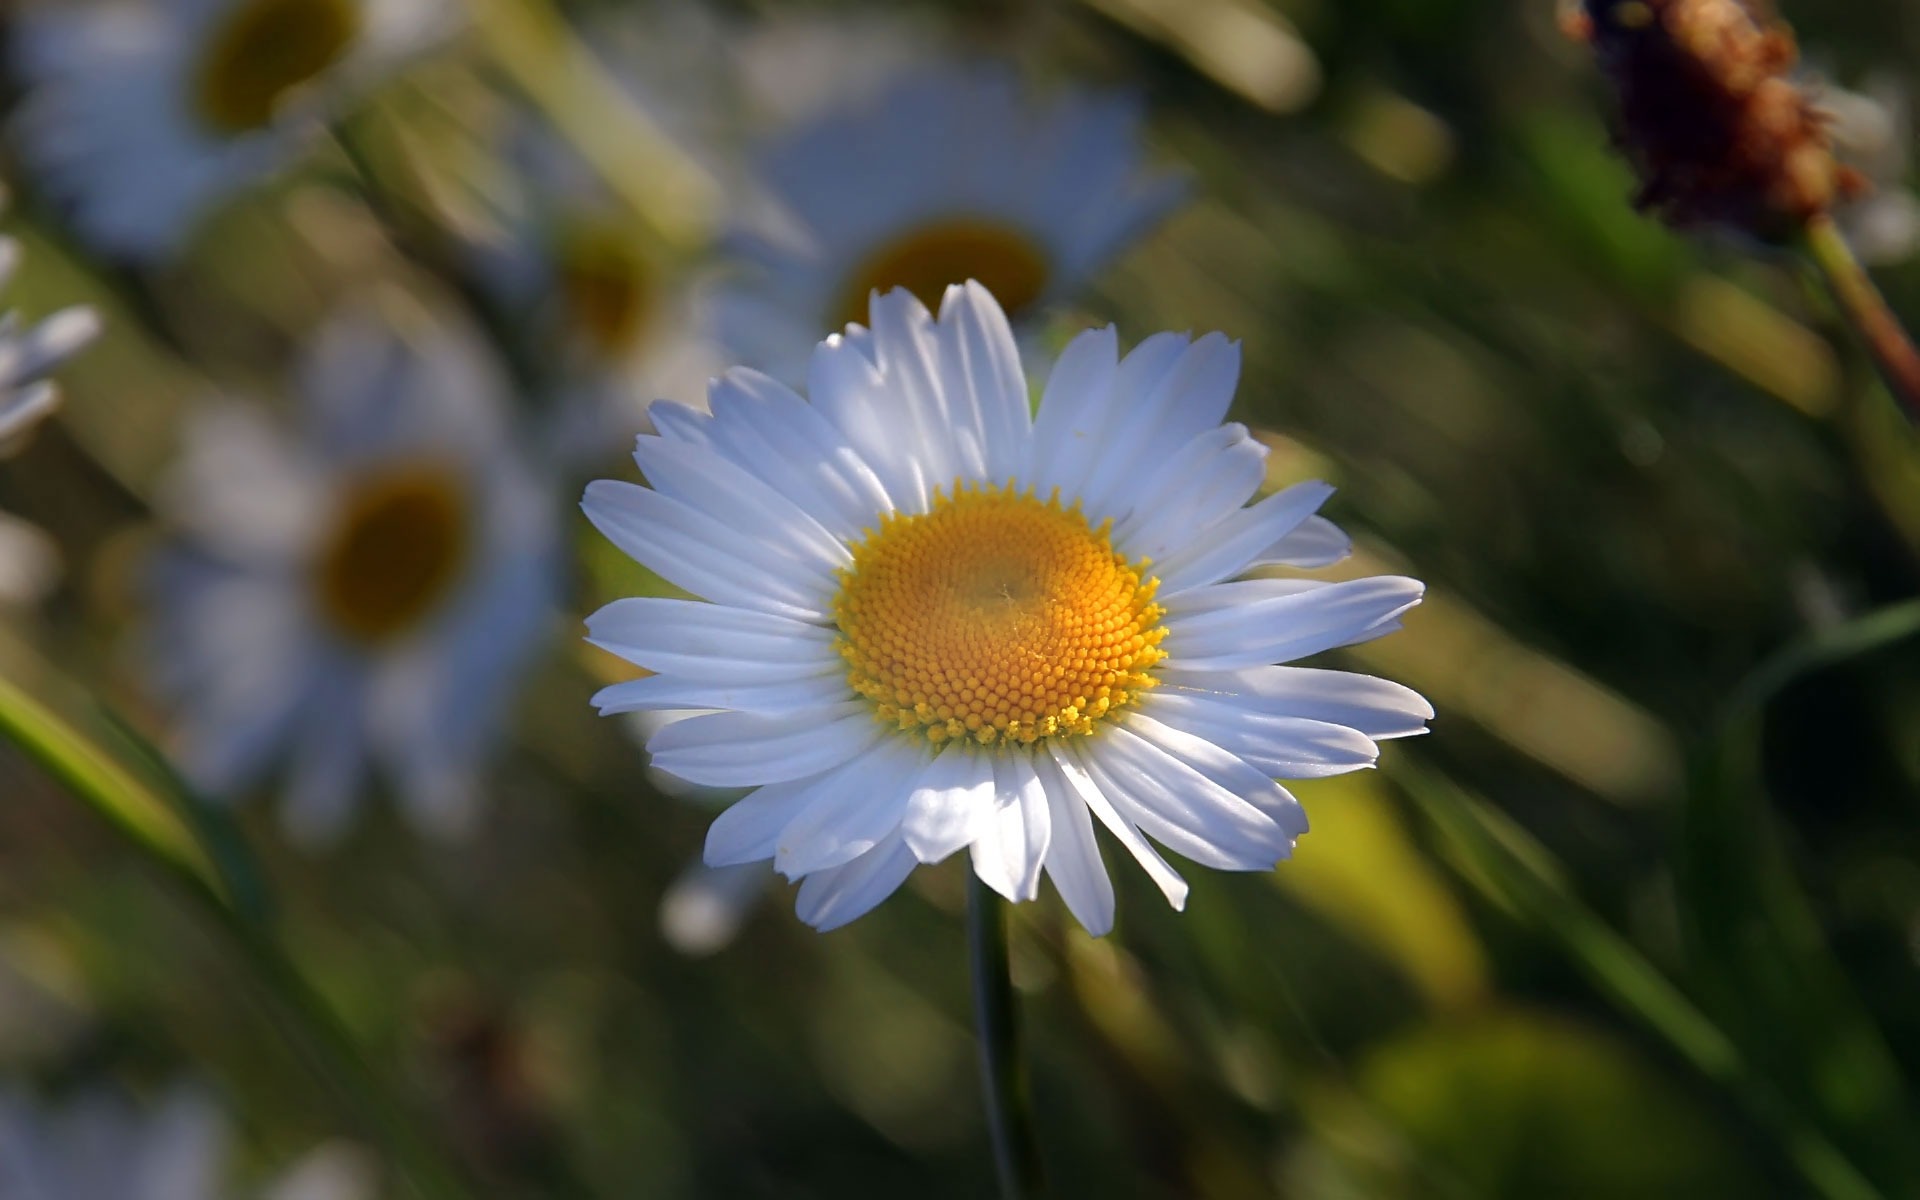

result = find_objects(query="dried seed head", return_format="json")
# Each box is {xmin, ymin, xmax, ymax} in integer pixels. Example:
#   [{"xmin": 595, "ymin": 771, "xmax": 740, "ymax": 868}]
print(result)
[{"xmin": 1569, "ymin": 0, "xmax": 1864, "ymax": 242}]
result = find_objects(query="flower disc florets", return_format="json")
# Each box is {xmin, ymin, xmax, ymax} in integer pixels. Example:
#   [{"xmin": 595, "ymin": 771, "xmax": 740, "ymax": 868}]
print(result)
[{"xmin": 834, "ymin": 480, "xmax": 1167, "ymax": 746}]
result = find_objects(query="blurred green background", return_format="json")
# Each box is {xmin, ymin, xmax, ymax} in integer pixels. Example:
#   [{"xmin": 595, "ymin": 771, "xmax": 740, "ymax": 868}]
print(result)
[{"xmin": 6, "ymin": 0, "xmax": 1920, "ymax": 1195}]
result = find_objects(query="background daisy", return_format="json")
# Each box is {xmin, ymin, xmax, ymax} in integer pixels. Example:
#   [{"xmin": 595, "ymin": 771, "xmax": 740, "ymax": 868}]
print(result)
[
  {"xmin": 0, "ymin": 1083, "xmax": 374, "ymax": 1200},
  {"xmin": 450, "ymin": 9, "xmax": 729, "ymax": 462},
  {"xmin": 0, "ymin": 1, "xmax": 1913, "ymax": 1195},
  {"xmin": 708, "ymin": 63, "xmax": 1187, "ymax": 381},
  {"xmin": 0, "ymin": 215, "xmax": 101, "ymax": 451},
  {"xmin": 143, "ymin": 302, "xmax": 558, "ymax": 842},
  {"xmin": 0, "ymin": 211, "xmax": 98, "ymax": 605},
  {"xmin": 587, "ymin": 283, "xmax": 1431, "ymax": 933},
  {"xmin": 8, "ymin": 0, "xmax": 453, "ymax": 259}
]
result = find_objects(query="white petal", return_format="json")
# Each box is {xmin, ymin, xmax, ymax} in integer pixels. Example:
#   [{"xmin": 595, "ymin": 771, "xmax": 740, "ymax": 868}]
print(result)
[
  {"xmin": 1125, "ymin": 711, "xmax": 1310, "ymax": 836},
  {"xmin": 705, "ymin": 776, "xmax": 816, "ymax": 866},
  {"xmin": 581, "ymin": 480, "xmax": 830, "ymax": 620},
  {"xmin": 774, "ymin": 734, "xmax": 929, "ymax": 877},
  {"xmin": 809, "ymin": 325, "xmax": 928, "ymax": 512},
  {"xmin": 1032, "ymin": 749, "xmax": 1116, "ymax": 935},
  {"xmin": 647, "ymin": 399, "xmax": 715, "ymax": 447},
  {"xmin": 969, "ymin": 752, "xmax": 1052, "ymax": 902},
  {"xmin": 1026, "ymin": 325, "xmax": 1119, "ymax": 494},
  {"xmin": 1252, "ymin": 514, "xmax": 1352, "ymax": 569},
  {"xmin": 866, "ymin": 287, "xmax": 971, "ymax": 486},
  {"xmin": 1146, "ymin": 691, "xmax": 1379, "ymax": 779},
  {"xmin": 1077, "ymin": 333, "xmax": 1241, "ymax": 520},
  {"xmin": 1153, "ymin": 480, "xmax": 1335, "ymax": 597},
  {"xmin": 936, "ymin": 281, "xmax": 1031, "ymax": 485},
  {"xmin": 280, "ymin": 689, "xmax": 367, "ymax": 847},
  {"xmin": 584, "ymin": 597, "xmax": 839, "ymax": 680},
  {"xmin": 900, "ymin": 742, "xmax": 999, "ymax": 864},
  {"xmin": 631, "ymin": 433, "xmax": 851, "ymax": 576},
  {"xmin": 1156, "ymin": 664, "xmax": 1434, "ymax": 740},
  {"xmin": 262, "ymin": 1144, "xmax": 380, "ymax": 1200},
  {"xmin": 1114, "ymin": 424, "xmax": 1267, "ymax": 560},
  {"xmin": 697, "ymin": 369, "xmax": 895, "ymax": 538},
  {"xmin": 1078, "ymin": 725, "xmax": 1292, "ymax": 870},
  {"xmin": 1052, "ymin": 741, "xmax": 1189, "ymax": 910},
  {"xmin": 794, "ymin": 832, "xmax": 921, "ymax": 931},
  {"xmin": 1162, "ymin": 576, "xmax": 1426, "ymax": 670},
  {"xmin": 139, "ymin": 1086, "xmax": 228, "ymax": 1200},
  {"xmin": 648, "ymin": 703, "xmax": 881, "ymax": 787},
  {"xmin": 590, "ymin": 671, "xmax": 845, "ymax": 717},
  {"xmin": 10, "ymin": 304, "xmax": 100, "ymax": 381}
]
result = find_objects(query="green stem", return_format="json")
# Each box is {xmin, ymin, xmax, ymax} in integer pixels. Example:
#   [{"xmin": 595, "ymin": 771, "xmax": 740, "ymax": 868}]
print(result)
[
  {"xmin": 1803, "ymin": 213, "xmax": 1920, "ymax": 424},
  {"xmin": 967, "ymin": 874, "xmax": 1045, "ymax": 1199},
  {"xmin": 461, "ymin": 0, "xmax": 717, "ymax": 252},
  {"xmin": 0, "ymin": 672, "xmax": 467, "ymax": 1200}
]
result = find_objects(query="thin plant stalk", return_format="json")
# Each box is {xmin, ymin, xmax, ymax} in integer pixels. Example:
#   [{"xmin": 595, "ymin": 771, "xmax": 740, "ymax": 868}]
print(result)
[
  {"xmin": 967, "ymin": 873, "xmax": 1046, "ymax": 1199},
  {"xmin": 461, "ymin": 0, "xmax": 717, "ymax": 252},
  {"xmin": 1803, "ymin": 212, "xmax": 1920, "ymax": 424},
  {"xmin": 0, "ymin": 672, "xmax": 468, "ymax": 1200}
]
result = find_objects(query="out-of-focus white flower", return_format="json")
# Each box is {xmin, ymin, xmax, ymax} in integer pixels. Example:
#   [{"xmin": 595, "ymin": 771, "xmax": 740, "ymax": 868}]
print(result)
[
  {"xmin": 631, "ymin": 707, "xmax": 768, "ymax": 956},
  {"xmin": 658, "ymin": 859, "xmax": 774, "ymax": 957},
  {"xmin": 8, "ymin": 0, "xmax": 455, "ymax": 260},
  {"xmin": 0, "ymin": 1083, "xmax": 376, "ymax": 1200},
  {"xmin": 721, "ymin": 10, "xmax": 938, "ymax": 133},
  {"xmin": 1822, "ymin": 76, "xmax": 1920, "ymax": 266},
  {"xmin": 403, "ymin": 4, "xmax": 737, "ymax": 465},
  {"xmin": 709, "ymin": 64, "xmax": 1188, "ymax": 383},
  {"xmin": 0, "ymin": 227, "xmax": 100, "ymax": 453},
  {"xmin": 144, "ymin": 303, "xmax": 559, "ymax": 844},
  {"xmin": 585, "ymin": 284, "xmax": 1430, "ymax": 935},
  {"xmin": 0, "ymin": 207, "xmax": 100, "ymax": 606},
  {"xmin": 465, "ymin": 129, "xmax": 721, "ymax": 460}
]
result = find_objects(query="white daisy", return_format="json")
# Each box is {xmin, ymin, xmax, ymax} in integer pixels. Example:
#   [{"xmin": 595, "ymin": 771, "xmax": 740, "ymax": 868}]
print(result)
[
  {"xmin": 585, "ymin": 283, "xmax": 1431, "ymax": 935},
  {"xmin": 0, "ymin": 1083, "xmax": 375, "ymax": 1200},
  {"xmin": 1823, "ymin": 76, "xmax": 1920, "ymax": 266},
  {"xmin": 710, "ymin": 64, "xmax": 1188, "ymax": 383},
  {"xmin": 461, "ymin": 84, "xmax": 722, "ymax": 460},
  {"xmin": 0, "ymin": 212, "xmax": 101, "ymax": 605},
  {"xmin": 144, "ymin": 304, "xmax": 559, "ymax": 843},
  {"xmin": 8, "ymin": 0, "xmax": 453, "ymax": 260},
  {"xmin": 0, "ymin": 225, "xmax": 102, "ymax": 452}
]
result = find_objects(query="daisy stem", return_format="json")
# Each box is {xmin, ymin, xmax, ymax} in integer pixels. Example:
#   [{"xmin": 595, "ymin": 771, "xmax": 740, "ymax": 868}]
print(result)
[
  {"xmin": 1803, "ymin": 212, "xmax": 1920, "ymax": 425},
  {"xmin": 967, "ymin": 874, "xmax": 1047, "ymax": 1198}
]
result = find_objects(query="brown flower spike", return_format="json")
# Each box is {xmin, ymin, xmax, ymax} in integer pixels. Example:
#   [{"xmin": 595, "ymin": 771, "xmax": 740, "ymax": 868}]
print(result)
[{"xmin": 1567, "ymin": 0, "xmax": 1864, "ymax": 242}]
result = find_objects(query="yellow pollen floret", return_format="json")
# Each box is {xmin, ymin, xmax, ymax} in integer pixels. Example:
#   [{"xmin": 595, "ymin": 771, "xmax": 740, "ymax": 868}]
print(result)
[{"xmin": 833, "ymin": 480, "xmax": 1168, "ymax": 746}]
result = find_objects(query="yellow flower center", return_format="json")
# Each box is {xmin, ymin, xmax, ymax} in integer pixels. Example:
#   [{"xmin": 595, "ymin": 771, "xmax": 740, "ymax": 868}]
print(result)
[
  {"xmin": 830, "ymin": 219, "xmax": 1051, "ymax": 331},
  {"xmin": 191, "ymin": 0, "xmax": 361, "ymax": 136},
  {"xmin": 555, "ymin": 218, "xmax": 659, "ymax": 356},
  {"xmin": 834, "ymin": 482, "xmax": 1167, "ymax": 746},
  {"xmin": 312, "ymin": 464, "xmax": 469, "ymax": 644}
]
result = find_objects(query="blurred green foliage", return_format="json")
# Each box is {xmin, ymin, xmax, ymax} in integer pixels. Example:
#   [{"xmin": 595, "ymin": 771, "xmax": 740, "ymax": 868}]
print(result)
[{"xmin": 4, "ymin": 0, "xmax": 1920, "ymax": 1196}]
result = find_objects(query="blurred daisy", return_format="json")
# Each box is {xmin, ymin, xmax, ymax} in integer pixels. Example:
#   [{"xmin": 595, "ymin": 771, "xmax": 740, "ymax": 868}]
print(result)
[
  {"xmin": 0, "ymin": 212, "xmax": 101, "ymax": 605},
  {"xmin": 711, "ymin": 65, "xmax": 1187, "ymax": 382},
  {"xmin": 1822, "ymin": 76, "xmax": 1920, "ymax": 266},
  {"xmin": 145, "ymin": 305, "xmax": 558, "ymax": 843},
  {"xmin": 9, "ymin": 0, "xmax": 452, "ymax": 259},
  {"xmin": 0, "ymin": 222, "xmax": 101, "ymax": 453},
  {"xmin": 585, "ymin": 283, "xmax": 1430, "ymax": 934},
  {"xmin": 0, "ymin": 1083, "xmax": 375, "ymax": 1200},
  {"xmin": 464, "ymin": 104, "xmax": 721, "ymax": 459}
]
